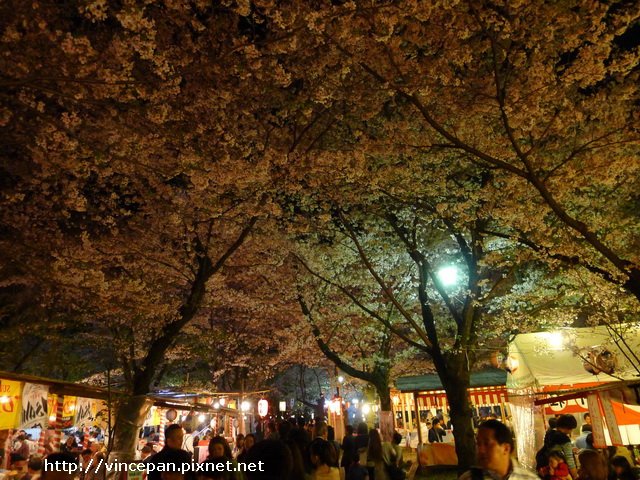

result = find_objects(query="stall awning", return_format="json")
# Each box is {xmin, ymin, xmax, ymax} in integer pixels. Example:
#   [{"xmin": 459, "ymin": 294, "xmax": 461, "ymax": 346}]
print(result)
[{"xmin": 395, "ymin": 368, "xmax": 507, "ymax": 392}]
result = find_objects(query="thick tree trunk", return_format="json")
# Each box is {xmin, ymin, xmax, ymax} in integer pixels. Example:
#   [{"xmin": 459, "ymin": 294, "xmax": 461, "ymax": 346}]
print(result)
[
  {"xmin": 435, "ymin": 354, "xmax": 476, "ymax": 471},
  {"xmin": 109, "ymin": 394, "xmax": 152, "ymax": 463},
  {"xmin": 375, "ymin": 381, "xmax": 394, "ymax": 442}
]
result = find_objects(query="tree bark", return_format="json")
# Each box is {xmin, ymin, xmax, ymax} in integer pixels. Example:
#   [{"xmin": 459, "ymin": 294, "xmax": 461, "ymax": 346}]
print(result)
[
  {"xmin": 438, "ymin": 355, "xmax": 476, "ymax": 472},
  {"xmin": 108, "ymin": 394, "xmax": 152, "ymax": 463}
]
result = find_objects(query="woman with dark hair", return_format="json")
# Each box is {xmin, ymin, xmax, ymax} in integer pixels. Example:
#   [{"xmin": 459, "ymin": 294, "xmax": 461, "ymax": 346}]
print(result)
[
  {"xmin": 309, "ymin": 439, "xmax": 340, "ymax": 480},
  {"xmin": 578, "ymin": 450, "xmax": 608, "ymax": 480},
  {"xmin": 236, "ymin": 434, "xmax": 255, "ymax": 465},
  {"xmin": 366, "ymin": 430, "xmax": 391, "ymax": 480},
  {"xmin": 611, "ymin": 456, "xmax": 640, "ymax": 480},
  {"xmin": 199, "ymin": 436, "xmax": 238, "ymax": 480}
]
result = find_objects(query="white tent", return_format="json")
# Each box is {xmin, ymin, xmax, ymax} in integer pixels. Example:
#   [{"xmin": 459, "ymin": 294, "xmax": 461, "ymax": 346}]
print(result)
[{"xmin": 505, "ymin": 323, "xmax": 640, "ymax": 468}]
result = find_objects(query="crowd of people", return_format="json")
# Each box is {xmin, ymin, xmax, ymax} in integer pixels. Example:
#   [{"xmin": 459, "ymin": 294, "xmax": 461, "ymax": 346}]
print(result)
[{"xmin": 534, "ymin": 414, "xmax": 640, "ymax": 480}]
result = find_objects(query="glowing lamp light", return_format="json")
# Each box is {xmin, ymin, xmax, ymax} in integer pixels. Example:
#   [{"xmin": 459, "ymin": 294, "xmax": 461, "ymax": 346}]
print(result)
[
  {"xmin": 241, "ymin": 401, "xmax": 250, "ymax": 412},
  {"xmin": 338, "ymin": 376, "xmax": 345, "ymax": 383},
  {"xmin": 279, "ymin": 401, "xmax": 287, "ymax": 412},
  {"xmin": 329, "ymin": 399, "xmax": 342, "ymax": 415},
  {"xmin": 392, "ymin": 396, "xmax": 400, "ymax": 406},
  {"xmin": 0, "ymin": 396, "xmax": 9, "ymax": 404},
  {"xmin": 49, "ymin": 414, "xmax": 57, "ymax": 423},
  {"xmin": 181, "ymin": 415, "xmax": 187, "ymax": 422},
  {"xmin": 258, "ymin": 399, "xmax": 269, "ymax": 417},
  {"xmin": 362, "ymin": 404, "xmax": 371, "ymax": 415},
  {"xmin": 547, "ymin": 331, "xmax": 564, "ymax": 349},
  {"xmin": 437, "ymin": 266, "xmax": 459, "ymax": 287},
  {"xmin": 219, "ymin": 398, "xmax": 226, "ymax": 406},
  {"xmin": 213, "ymin": 402, "xmax": 220, "ymax": 409},
  {"xmin": 352, "ymin": 398, "xmax": 359, "ymax": 406},
  {"xmin": 69, "ymin": 404, "xmax": 75, "ymax": 412},
  {"xmin": 198, "ymin": 414, "xmax": 206, "ymax": 423}
]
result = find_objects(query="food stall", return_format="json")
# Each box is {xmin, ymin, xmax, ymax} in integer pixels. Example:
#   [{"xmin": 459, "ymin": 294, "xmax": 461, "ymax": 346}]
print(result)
[
  {"xmin": 506, "ymin": 324, "xmax": 640, "ymax": 469},
  {"xmin": 394, "ymin": 368, "xmax": 508, "ymax": 466}
]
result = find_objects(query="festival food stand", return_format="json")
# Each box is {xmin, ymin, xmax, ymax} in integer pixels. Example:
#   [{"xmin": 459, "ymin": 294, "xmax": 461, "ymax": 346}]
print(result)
[
  {"xmin": 506, "ymin": 324, "xmax": 640, "ymax": 469},
  {"xmin": 394, "ymin": 368, "xmax": 508, "ymax": 466}
]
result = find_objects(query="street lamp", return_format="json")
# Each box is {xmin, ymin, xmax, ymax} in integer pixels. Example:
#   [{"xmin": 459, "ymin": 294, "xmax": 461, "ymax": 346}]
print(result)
[{"xmin": 437, "ymin": 265, "xmax": 459, "ymax": 287}]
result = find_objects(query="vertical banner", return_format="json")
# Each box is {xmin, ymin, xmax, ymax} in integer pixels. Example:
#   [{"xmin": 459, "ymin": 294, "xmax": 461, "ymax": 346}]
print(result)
[
  {"xmin": 74, "ymin": 397, "xmax": 94, "ymax": 428},
  {"xmin": 599, "ymin": 392, "xmax": 623, "ymax": 446},
  {"xmin": 20, "ymin": 383, "xmax": 49, "ymax": 429},
  {"xmin": 61, "ymin": 396, "xmax": 77, "ymax": 428},
  {"xmin": 0, "ymin": 380, "xmax": 23, "ymax": 429},
  {"xmin": 587, "ymin": 394, "xmax": 606, "ymax": 448}
]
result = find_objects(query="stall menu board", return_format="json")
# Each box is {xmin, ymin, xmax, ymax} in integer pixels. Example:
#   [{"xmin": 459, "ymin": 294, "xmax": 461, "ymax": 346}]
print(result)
[{"xmin": 0, "ymin": 380, "xmax": 22, "ymax": 429}]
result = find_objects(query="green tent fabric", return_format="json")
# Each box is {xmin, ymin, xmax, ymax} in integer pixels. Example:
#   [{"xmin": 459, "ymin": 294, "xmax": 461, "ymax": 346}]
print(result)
[{"xmin": 395, "ymin": 368, "xmax": 506, "ymax": 392}]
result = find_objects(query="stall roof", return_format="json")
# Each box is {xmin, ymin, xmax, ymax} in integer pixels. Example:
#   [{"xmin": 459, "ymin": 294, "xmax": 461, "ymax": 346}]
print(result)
[
  {"xmin": 0, "ymin": 370, "xmax": 123, "ymax": 400},
  {"xmin": 507, "ymin": 323, "xmax": 640, "ymax": 390},
  {"xmin": 395, "ymin": 368, "xmax": 506, "ymax": 392}
]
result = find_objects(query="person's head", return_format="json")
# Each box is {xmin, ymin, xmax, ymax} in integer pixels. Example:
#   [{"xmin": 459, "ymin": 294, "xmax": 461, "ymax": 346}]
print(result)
[
  {"xmin": 345, "ymin": 425, "xmax": 354, "ymax": 436},
  {"xmin": 81, "ymin": 449, "xmax": 92, "ymax": 463},
  {"xmin": 548, "ymin": 451, "xmax": 566, "ymax": 468},
  {"xmin": 244, "ymin": 433, "xmax": 255, "ymax": 451},
  {"xmin": 556, "ymin": 414, "xmax": 577, "ymax": 434},
  {"xmin": 309, "ymin": 438, "xmax": 334, "ymax": 467},
  {"xmin": 235, "ymin": 433, "xmax": 245, "ymax": 449},
  {"xmin": 245, "ymin": 440, "xmax": 293, "ymax": 480},
  {"xmin": 586, "ymin": 433, "xmax": 594, "ymax": 449},
  {"xmin": 164, "ymin": 424, "xmax": 184, "ymax": 450},
  {"xmin": 476, "ymin": 420, "xmax": 514, "ymax": 474},
  {"xmin": 313, "ymin": 421, "xmax": 328, "ymax": 440},
  {"xmin": 159, "ymin": 449, "xmax": 187, "ymax": 480},
  {"xmin": 583, "ymin": 412, "xmax": 591, "ymax": 425},
  {"xmin": 141, "ymin": 445, "xmax": 153, "ymax": 459},
  {"xmin": 578, "ymin": 450, "xmax": 608, "ymax": 480},
  {"xmin": 548, "ymin": 417, "xmax": 558, "ymax": 429},
  {"xmin": 183, "ymin": 424, "xmax": 193, "ymax": 434},
  {"xmin": 432, "ymin": 418, "xmax": 441, "ymax": 428},
  {"xmin": 393, "ymin": 432, "xmax": 402, "ymax": 445},
  {"xmin": 42, "ymin": 453, "xmax": 77, "ymax": 480},
  {"xmin": 267, "ymin": 421, "xmax": 277, "ymax": 434},
  {"xmin": 356, "ymin": 422, "xmax": 368, "ymax": 436},
  {"xmin": 327, "ymin": 425, "xmax": 335, "ymax": 442},
  {"xmin": 28, "ymin": 456, "xmax": 43, "ymax": 473},
  {"xmin": 65, "ymin": 436, "xmax": 75, "ymax": 446},
  {"xmin": 611, "ymin": 456, "xmax": 632, "ymax": 476},
  {"xmin": 208, "ymin": 435, "xmax": 232, "ymax": 459}
]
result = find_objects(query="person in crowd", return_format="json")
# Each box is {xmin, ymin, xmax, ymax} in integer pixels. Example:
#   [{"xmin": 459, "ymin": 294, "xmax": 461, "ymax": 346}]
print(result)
[
  {"xmin": 10, "ymin": 433, "xmax": 31, "ymax": 467},
  {"xmin": 140, "ymin": 445, "xmax": 154, "ymax": 460},
  {"xmin": 611, "ymin": 456, "xmax": 640, "ymax": 480},
  {"xmin": 326, "ymin": 426, "xmax": 340, "ymax": 468},
  {"xmin": 60, "ymin": 436, "xmax": 80, "ymax": 456},
  {"xmin": 541, "ymin": 451, "xmax": 570, "ymax": 480},
  {"xmin": 41, "ymin": 453, "xmax": 77, "ymax": 480},
  {"xmin": 391, "ymin": 432, "xmax": 403, "ymax": 467},
  {"xmin": 283, "ymin": 438, "xmax": 307, "ymax": 480},
  {"xmin": 200, "ymin": 435, "xmax": 239, "ymax": 480},
  {"xmin": 232, "ymin": 434, "xmax": 245, "ymax": 459},
  {"xmin": 79, "ymin": 448, "xmax": 93, "ymax": 479},
  {"xmin": 459, "ymin": 419, "xmax": 538, "ymax": 480},
  {"xmin": 575, "ymin": 425, "xmax": 592, "ymax": 450},
  {"xmin": 278, "ymin": 422, "xmax": 293, "ymax": 442},
  {"xmin": 366, "ymin": 429, "xmax": 395, "ymax": 480},
  {"xmin": 578, "ymin": 450, "xmax": 608, "ymax": 480},
  {"xmin": 313, "ymin": 421, "xmax": 328, "ymax": 440},
  {"xmin": 341, "ymin": 425, "xmax": 357, "ymax": 475},
  {"xmin": 21, "ymin": 456, "xmax": 43, "ymax": 480},
  {"xmin": 428, "ymin": 418, "xmax": 445, "ymax": 443},
  {"xmin": 581, "ymin": 413, "xmax": 592, "ymax": 433},
  {"xmin": 346, "ymin": 456, "xmax": 369, "ymax": 480},
  {"xmin": 265, "ymin": 422, "xmax": 279, "ymax": 441},
  {"xmin": 236, "ymin": 434, "xmax": 255, "ymax": 465},
  {"xmin": 146, "ymin": 424, "xmax": 193, "ymax": 480},
  {"xmin": 182, "ymin": 425, "xmax": 195, "ymax": 455},
  {"xmin": 310, "ymin": 439, "xmax": 340, "ymax": 480},
  {"xmin": 244, "ymin": 440, "xmax": 297, "ymax": 480},
  {"xmin": 545, "ymin": 414, "xmax": 578, "ymax": 479},
  {"xmin": 544, "ymin": 417, "xmax": 559, "ymax": 445}
]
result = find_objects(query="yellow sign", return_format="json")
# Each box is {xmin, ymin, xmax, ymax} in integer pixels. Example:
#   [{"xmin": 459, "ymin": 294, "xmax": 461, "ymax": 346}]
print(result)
[{"xmin": 0, "ymin": 380, "xmax": 23, "ymax": 429}]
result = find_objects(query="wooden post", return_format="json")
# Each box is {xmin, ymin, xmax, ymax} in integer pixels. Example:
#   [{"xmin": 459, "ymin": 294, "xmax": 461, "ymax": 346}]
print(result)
[{"xmin": 413, "ymin": 392, "xmax": 423, "ymax": 445}]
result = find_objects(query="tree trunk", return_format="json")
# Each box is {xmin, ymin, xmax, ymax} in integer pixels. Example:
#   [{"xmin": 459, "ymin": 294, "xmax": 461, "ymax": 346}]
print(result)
[
  {"xmin": 375, "ymin": 380, "xmax": 394, "ymax": 442},
  {"xmin": 439, "ymin": 358, "xmax": 475, "ymax": 472},
  {"xmin": 109, "ymin": 394, "xmax": 152, "ymax": 464}
]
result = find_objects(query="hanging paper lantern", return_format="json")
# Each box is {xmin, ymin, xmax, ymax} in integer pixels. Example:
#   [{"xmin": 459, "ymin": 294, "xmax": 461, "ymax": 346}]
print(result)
[
  {"xmin": 166, "ymin": 409, "xmax": 178, "ymax": 421},
  {"xmin": 258, "ymin": 399, "xmax": 268, "ymax": 417}
]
